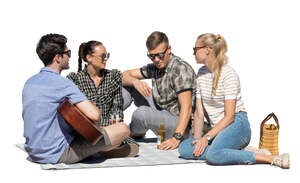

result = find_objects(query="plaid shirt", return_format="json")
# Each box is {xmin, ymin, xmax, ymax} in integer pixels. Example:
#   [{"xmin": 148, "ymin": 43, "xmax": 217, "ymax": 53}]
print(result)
[
  {"xmin": 67, "ymin": 67, "xmax": 138, "ymax": 145},
  {"xmin": 140, "ymin": 53, "xmax": 196, "ymax": 116},
  {"xmin": 67, "ymin": 66, "xmax": 123, "ymax": 128}
]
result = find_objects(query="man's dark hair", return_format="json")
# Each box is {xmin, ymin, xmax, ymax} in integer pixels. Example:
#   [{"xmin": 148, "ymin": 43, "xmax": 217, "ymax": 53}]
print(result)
[
  {"xmin": 146, "ymin": 31, "xmax": 169, "ymax": 51},
  {"xmin": 36, "ymin": 33, "xmax": 67, "ymax": 66}
]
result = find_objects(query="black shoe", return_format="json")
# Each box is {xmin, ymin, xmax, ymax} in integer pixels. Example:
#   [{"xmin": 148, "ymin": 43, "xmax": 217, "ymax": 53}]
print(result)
[{"xmin": 130, "ymin": 133, "xmax": 146, "ymax": 140}]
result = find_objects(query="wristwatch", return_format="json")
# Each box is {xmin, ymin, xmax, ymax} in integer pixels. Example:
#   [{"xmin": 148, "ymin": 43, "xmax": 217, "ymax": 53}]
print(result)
[
  {"xmin": 173, "ymin": 132, "xmax": 183, "ymax": 141},
  {"xmin": 205, "ymin": 135, "xmax": 211, "ymax": 142}
]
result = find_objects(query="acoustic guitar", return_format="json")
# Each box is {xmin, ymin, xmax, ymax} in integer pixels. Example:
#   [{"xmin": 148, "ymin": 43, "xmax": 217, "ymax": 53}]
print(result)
[{"xmin": 57, "ymin": 99, "xmax": 103, "ymax": 145}]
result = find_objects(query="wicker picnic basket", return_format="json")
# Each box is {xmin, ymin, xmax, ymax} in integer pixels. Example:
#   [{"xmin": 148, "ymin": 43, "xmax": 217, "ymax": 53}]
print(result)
[{"xmin": 259, "ymin": 113, "xmax": 279, "ymax": 155}]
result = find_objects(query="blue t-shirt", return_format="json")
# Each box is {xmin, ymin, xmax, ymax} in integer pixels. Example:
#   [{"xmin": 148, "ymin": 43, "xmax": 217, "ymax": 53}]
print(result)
[{"xmin": 22, "ymin": 68, "xmax": 86, "ymax": 164}]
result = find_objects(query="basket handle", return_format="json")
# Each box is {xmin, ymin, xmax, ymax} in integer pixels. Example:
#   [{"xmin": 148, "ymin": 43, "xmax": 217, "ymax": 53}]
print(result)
[
  {"xmin": 260, "ymin": 113, "xmax": 279, "ymax": 139},
  {"xmin": 260, "ymin": 112, "xmax": 280, "ymax": 131}
]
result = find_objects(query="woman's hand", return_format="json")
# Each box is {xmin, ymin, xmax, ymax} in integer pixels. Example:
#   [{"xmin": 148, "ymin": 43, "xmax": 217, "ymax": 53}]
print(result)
[
  {"xmin": 192, "ymin": 137, "xmax": 208, "ymax": 157},
  {"xmin": 109, "ymin": 114, "xmax": 122, "ymax": 124}
]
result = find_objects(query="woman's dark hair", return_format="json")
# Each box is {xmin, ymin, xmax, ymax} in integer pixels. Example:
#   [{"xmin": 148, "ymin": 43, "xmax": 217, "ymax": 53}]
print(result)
[
  {"xmin": 78, "ymin": 41, "xmax": 103, "ymax": 72},
  {"xmin": 146, "ymin": 31, "xmax": 169, "ymax": 51},
  {"xmin": 36, "ymin": 33, "xmax": 67, "ymax": 66}
]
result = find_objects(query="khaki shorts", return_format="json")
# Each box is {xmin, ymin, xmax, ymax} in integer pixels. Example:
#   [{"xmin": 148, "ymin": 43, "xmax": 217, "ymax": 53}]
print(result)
[{"xmin": 58, "ymin": 128, "xmax": 111, "ymax": 164}]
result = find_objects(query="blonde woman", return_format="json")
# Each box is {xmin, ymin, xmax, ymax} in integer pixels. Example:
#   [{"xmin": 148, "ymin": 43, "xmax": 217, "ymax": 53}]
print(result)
[{"xmin": 178, "ymin": 33, "xmax": 290, "ymax": 168}]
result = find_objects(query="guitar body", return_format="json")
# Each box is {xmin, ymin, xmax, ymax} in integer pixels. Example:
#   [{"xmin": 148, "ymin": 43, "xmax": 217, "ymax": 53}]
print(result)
[{"xmin": 57, "ymin": 100, "xmax": 103, "ymax": 144}]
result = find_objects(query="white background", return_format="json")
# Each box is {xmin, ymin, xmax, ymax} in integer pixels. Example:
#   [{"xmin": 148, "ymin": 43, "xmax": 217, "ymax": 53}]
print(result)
[{"xmin": 0, "ymin": 0, "xmax": 299, "ymax": 182}]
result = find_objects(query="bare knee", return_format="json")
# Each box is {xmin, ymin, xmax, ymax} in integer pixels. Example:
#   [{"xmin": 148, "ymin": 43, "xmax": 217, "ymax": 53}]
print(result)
[
  {"xmin": 103, "ymin": 123, "xmax": 130, "ymax": 146},
  {"xmin": 117, "ymin": 122, "xmax": 130, "ymax": 138}
]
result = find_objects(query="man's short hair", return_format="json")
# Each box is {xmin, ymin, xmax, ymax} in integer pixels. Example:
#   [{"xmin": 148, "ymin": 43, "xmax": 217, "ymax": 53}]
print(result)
[
  {"xmin": 36, "ymin": 33, "xmax": 67, "ymax": 66},
  {"xmin": 146, "ymin": 31, "xmax": 169, "ymax": 51}
]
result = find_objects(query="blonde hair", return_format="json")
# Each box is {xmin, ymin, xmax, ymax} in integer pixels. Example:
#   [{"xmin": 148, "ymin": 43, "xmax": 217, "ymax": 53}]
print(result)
[{"xmin": 197, "ymin": 33, "xmax": 228, "ymax": 95}]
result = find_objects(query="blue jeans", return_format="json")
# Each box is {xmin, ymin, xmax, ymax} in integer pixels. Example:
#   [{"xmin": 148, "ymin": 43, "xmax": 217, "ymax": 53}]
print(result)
[{"xmin": 178, "ymin": 111, "xmax": 255, "ymax": 165}]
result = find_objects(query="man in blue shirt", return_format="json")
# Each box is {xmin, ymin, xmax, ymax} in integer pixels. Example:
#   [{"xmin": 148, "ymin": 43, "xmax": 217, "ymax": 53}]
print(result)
[{"xmin": 23, "ymin": 33, "xmax": 130, "ymax": 164}]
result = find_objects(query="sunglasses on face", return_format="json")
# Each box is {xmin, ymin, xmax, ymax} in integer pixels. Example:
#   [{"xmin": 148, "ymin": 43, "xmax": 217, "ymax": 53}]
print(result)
[
  {"xmin": 193, "ymin": 46, "xmax": 206, "ymax": 55},
  {"xmin": 147, "ymin": 46, "xmax": 169, "ymax": 60},
  {"xmin": 58, "ymin": 50, "xmax": 71, "ymax": 58},
  {"xmin": 92, "ymin": 53, "xmax": 110, "ymax": 63}
]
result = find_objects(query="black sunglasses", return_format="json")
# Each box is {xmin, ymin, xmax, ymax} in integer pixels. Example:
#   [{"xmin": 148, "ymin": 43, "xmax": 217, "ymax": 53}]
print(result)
[
  {"xmin": 147, "ymin": 46, "xmax": 169, "ymax": 60},
  {"xmin": 58, "ymin": 50, "xmax": 71, "ymax": 58},
  {"xmin": 193, "ymin": 46, "xmax": 206, "ymax": 55},
  {"xmin": 92, "ymin": 53, "xmax": 110, "ymax": 63}
]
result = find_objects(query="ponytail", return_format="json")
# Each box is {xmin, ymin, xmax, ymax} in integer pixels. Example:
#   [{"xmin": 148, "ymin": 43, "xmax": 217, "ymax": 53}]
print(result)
[
  {"xmin": 77, "ymin": 41, "xmax": 103, "ymax": 72},
  {"xmin": 78, "ymin": 43, "xmax": 86, "ymax": 72},
  {"xmin": 197, "ymin": 33, "xmax": 228, "ymax": 95}
]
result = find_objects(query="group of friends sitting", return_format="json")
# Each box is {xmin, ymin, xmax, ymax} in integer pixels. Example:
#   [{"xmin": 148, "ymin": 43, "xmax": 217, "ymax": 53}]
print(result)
[{"xmin": 22, "ymin": 31, "xmax": 289, "ymax": 169}]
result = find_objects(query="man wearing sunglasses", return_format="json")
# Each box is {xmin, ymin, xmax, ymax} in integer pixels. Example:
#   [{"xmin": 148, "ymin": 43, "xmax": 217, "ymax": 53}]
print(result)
[
  {"xmin": 123, "ymin": 31, "xmax": 196, "ymax": 150},
  {"xmin": 22, "ymin": 34, "xmax": 130, "ymax": 164}
]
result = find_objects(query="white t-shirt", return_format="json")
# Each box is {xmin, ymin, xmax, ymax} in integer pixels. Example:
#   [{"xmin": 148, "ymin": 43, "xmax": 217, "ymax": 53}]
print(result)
[{"xmin": 196, "ymin": 64, "xmax": 246, "ymax": 126}]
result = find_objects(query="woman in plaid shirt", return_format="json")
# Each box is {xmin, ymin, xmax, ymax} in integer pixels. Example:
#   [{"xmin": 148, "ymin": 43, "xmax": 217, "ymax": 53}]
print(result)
[{"xmin": 67, "ymin": 40, "xmax": 138, "ymax": 158}]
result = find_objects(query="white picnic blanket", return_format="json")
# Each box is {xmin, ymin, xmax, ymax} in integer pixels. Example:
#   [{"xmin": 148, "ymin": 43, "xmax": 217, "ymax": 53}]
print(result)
[{"xmin": 16, "ymin": 138, "xmax": 205, "ymax": 170}]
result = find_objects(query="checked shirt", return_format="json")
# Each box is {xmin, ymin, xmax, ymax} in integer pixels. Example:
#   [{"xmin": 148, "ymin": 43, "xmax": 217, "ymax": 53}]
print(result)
[
  {"xmin": 67, "ymin": 66, "xmax": 123, "ymax": 128},
  {"xmin": 67, "ymin": 66, "xmax": 137, "ymax": 145}
]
